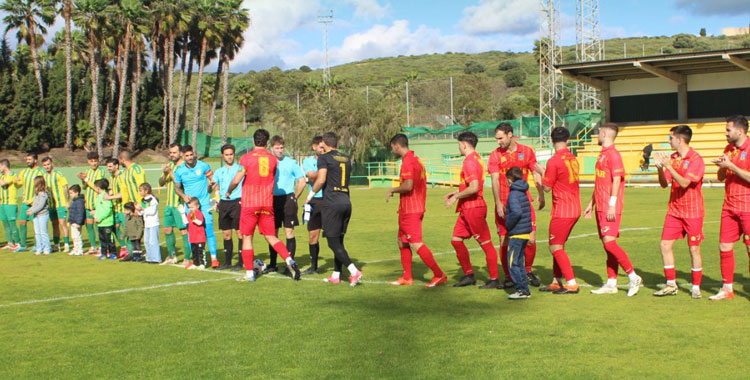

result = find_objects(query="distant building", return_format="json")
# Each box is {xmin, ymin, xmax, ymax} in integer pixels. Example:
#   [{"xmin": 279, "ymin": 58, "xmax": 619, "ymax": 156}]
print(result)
[{"xmin": 722, "ymin": 27, "xmax": 750, "ymax": 36}]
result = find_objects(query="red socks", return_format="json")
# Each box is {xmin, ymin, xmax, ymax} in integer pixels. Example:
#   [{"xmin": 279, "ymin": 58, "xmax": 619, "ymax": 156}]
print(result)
[
  {"xmin": 524, "ymin": 243, "xmax": 536, "ymax": 273},
  {"xmin": 500, "ymin": 245, "xmax": 510, "ymax": 279},
  {"xmin": 664, "ymin": 265, "xmax": 676, "ymax": 281},
  {"xmin": 400, "ymin": 246, "xmax": 413, "ymax": 280},
  {"xmin": 691, "ymin": 268, "xmax": 702, "ymax": 286},
  {"xmin": 480, "ymin": 241, "xmax": 499, "ymax": 280},
  {"xmin": 720, "ymin": 250, "xmax": 735, "ymax": 284},
  {"xmin": 416, "ymin": 245, "xmax": 444, "ymax": 277},
  {"xmin": 452, "ymin": 240, "xmax": 473, "ymax": 275},
  {"xmin": 242, "ymin": 249, "xmax": 255, "ymax": 270},
  {"xmin": 272, "ymin": 241, "xmax": 291, "ymax": 261},
  {"xmin": 603, "ymin": 240, "xmax": 634, "ymax": 274},
  {"xmin": 605, "ymin": 251, "xmax": 618, "ymax": 279},
  {"xmin": 551, "ymin": 249, "xmax": 575, "ymax": 282}
]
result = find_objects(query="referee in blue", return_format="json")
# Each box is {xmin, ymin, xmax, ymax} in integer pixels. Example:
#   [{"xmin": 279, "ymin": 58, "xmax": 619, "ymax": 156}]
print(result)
[
  {"xmin": 213, "ymin": 144, "xmax": 244, "ymax": 270},
  {"xmin": 263, "ymin": 135, "xmax": 306, "ymax": 275}
]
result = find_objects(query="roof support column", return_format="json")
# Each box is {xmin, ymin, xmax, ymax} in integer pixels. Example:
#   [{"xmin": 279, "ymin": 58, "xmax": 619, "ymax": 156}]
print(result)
[
  {"xmin": 678, "ymin": 82, "xmax": 688, "ymax": 122},
  {"xmin": 601, "ymin": 87, "xmax": 610, "ymax": 122}
]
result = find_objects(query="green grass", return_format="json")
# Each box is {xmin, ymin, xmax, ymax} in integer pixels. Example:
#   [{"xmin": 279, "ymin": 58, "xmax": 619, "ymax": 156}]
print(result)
[{"xmin": 0, "ymin": 187, "xmax": 748, "ymax": 379}]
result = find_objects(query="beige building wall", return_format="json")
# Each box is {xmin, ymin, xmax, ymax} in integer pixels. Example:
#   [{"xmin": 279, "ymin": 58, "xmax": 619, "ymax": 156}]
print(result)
[{"xmin": 722, "ymin": 27, "xmax": 750, "ymax": 36}]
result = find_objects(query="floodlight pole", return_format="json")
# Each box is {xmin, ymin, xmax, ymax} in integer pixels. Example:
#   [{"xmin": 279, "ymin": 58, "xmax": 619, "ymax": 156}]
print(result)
[
  {"xmin": 539, "ymin": 0, "xmax": 562, "ymax": 146},
  {"xmin": 575, "ymin": 0, "xmax": 602, "ymax": 111},
  {"xmin": 317, "ymin": 10, "xmax": 333, "ymax": 86},
  {"xmin": 405, "ymin": 81, "xmax": 410, "ymax": 127},
  {"xmin": 450, "ymin": 76, "xmax": 454, "ymax": 123}
]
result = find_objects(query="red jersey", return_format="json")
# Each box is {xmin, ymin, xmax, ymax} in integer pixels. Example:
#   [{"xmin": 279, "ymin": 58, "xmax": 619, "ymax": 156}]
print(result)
[
  {"xmin": 542, "ymin": 147, "xmax": 581, "ymax": 218},
  {"xmin": 664, "ymin": 148, "xmax": 705, "ymax": 218},
  {"xmin": 187, "ymin": 210, "xmax": 206, "ymax": 243},
  {"xmin": 722, "ymin": 139, "xmax": 750, "ymax": 212},
  {"xmin": 488, "ymin": 142, "xmax": 536, "ymax": 203},
  {"xmin": 239, "ymin": 147, "xmax": 277, "ymax": 208},
  {"xmin": 594, "ymin": 145, "xmax": 625, "ymax": 213},
  {"xmin": 457, "ymin": 151, "xmax": 487, "ymax": 212},
  {"xmin": 398, "ymin": 150, "xmax": 426, "ymax": 214}
]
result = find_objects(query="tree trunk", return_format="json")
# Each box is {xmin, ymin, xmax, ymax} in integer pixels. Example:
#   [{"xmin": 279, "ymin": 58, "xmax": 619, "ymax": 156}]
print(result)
[
  {"xmin": 191, "ymin": 37, "xmax": 208, "ymax": 150},
  {"xmin": 113, "ymin": 24, "xmax": 132, "ymax": 158},
  {"xmin": 173, "ymin": 47, "xmax": 187, "ymax": 137},
  {"xmin": 242, "ymin": 105, "xmax": 247, "ymax": 132},
  {"xmin": 27, "ymin": 19, "xmax": 45, "ymax": 101},
  {"xmin": 221, "ymin": 58, "xmax": 229, "ymax": 143},
  {"xmin": 63, "ymin": 1, "xmax": 73, "ymax": 150},
  {"xmin": 88, "ymin": 32, "xmax": 102, "ymax": 158},
  {"xmin": 207, "ymin": 53, "xmax": 224, "ymax": 137},
  {"xmin": 128, "ymin": 46, "xmax": 141, "ymax": 150},
  {"xmin": 167, "ymin": 33, "xmax": 176, "ymax": 143},
  {"xmin": 102, "ymin": 61, "xmax": 117, "ymax": 141},
  {"xmin": 180, "ymin": 50, "xmax": 194, "ymax": 129}
]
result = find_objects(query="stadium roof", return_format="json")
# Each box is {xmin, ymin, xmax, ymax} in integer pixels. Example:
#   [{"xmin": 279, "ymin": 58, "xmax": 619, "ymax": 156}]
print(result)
[{"xmin": 556, "ymin": 48, "xmax": 750, "ymax": 89}]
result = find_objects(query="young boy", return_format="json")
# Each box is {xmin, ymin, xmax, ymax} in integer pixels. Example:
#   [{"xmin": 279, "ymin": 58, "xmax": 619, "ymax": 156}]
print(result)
[
  {"xmin": 505, "ymin": 167, "xmax": 533, "ymax": 299},
  {"xmin": 120, "ymin": 202, "xmax": 144, "ymax": 262},
  {"xmin": 67, "ymin": 185, "xmax": 86, "ymax": 256},
  {"xmin": 180, "ymin": 197, "xmax": 206, "ymax": 270},
  {"xmin": 93, "ymin": 179, "xmax": 116, "ymax": 260}
]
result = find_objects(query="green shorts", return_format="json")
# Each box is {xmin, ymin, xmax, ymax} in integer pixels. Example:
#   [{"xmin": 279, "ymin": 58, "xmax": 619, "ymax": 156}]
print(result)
[
  {"xmin": 19, "ymin": 203, "xmax": 33, "ymax": 222},
  {"xmin": 48, "ymin": 206, "xmax": 68, "ymax": 222},
  {"xmin": 115, "ymin": 213, "xmax": 125, "ymax": 226},
  {"xmin": 86, "ymin": 209, "xmax": 96, "ymax": 220},
  {"xmin": 162, "ymin": 206, "xmax": 186, "ymax": 229},
  {"xmin": 0, "ymin": 205, "xmax": 17, "ymax": 222}
]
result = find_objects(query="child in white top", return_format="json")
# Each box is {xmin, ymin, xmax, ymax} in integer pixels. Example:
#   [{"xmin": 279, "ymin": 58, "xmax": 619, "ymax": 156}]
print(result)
[{"xmin": 137, "ymin": 183, "xmax": 161, "ymax": 263}]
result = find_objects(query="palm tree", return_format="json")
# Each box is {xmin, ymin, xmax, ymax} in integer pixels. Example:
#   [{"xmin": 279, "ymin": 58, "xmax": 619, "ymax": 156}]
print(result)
[
  {"xmin": 190, "ymin": 0, "xmax": 224, "ymax": 149},
  {"xmin": 73, "ymin": 0, "xmax": 108, "ymax": 157},
  {"xmin": 1, "ymin": 0, "xmax": 55, "ymax": 101},
  {"xmin": 55, "ymin": 0, "xmax": 74, "ymax": 150},
  {"xmin": 214, "ymin": 0, "xmax": 249, "ymax": 143},
  {"xmin": 233, "ymin": 80, "xmax": 253, "ymax": 132},
  {"xmin": 127, "ymin": 7, "xmax": 150, "ymax": 150}
]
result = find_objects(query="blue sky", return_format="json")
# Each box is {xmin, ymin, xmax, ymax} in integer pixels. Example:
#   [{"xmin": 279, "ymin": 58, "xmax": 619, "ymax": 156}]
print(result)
[{"xmin": 234, "ymin": 0, "xmax": 750, "ymax": 72}]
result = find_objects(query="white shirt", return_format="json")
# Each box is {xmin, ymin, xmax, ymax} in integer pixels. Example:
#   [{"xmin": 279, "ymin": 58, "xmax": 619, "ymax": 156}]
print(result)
[{"xmin": 141, "ymin": 195, "xmax": 160, "ymax": 228}]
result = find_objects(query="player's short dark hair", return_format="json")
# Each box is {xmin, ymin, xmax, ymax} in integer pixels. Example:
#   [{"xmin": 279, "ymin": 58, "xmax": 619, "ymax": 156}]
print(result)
[
  {"xmin": 551, "ymin": 127, "xmax": 570, "ymax": 144},
  {"xmin": 106, "ymin": 158, "xmax": 119, "ymax": 166},
  {"xmin": 727, "ymin": 115, "xmax": 749, "ymax": 132},
  {"xmin": 69, "ymin": 184, "xmax": 81, "ymax": 194},
  {"xmin": 26, "ymin": 152, "xmax": 37, "ymax": 160},
  {"xmin": 0, "ymin": 159, "xmax": 9, "ymax": 168},
  {"xmin": 390, "ymin": 133, "xmax": 409, "ymax": 148},
  {"xmin": 95, "ymin": 178, "xmax": 109, "ymax": 191},
  {"xmin": 495, "ymin": 122, "xmax": 513, "ymax": 135},
  {"xmin": 457, "ymin": 131, "xmax": 478, "ymax": 148},
  {"xmin": 41, "ymin": 156, "xmax": 52, "ymax": 164},
  {"xmin": 599, "ymin": 122, "xmax": 619, "ymax": 136},
  {"xmin": 180, "ymin": 145, "xmax": 194, "ymax": 153},
  {"xmin": 253, "ymin": 129, "xmax": 270, "ymax": 147},
  {"xmin": 506, "ymin": 166, "xmax": 523, "ymax": 182},
  {"xmin": 312, "ymin": 136, "xmax": 323, "ymax": 145},
  {"xmin": 670, "ymin": 125, "xmax": 692, "ymax": 143},
  {"xmin": 123, "ymin": 202, "xmax": 135, "ymax": 212},
  {"xmin": 169, "ymin": 143, "xmax": 181, "ymax": 149},
  {"xmin": 323, "ymin": 132, "xmax": 339, "ymax": 148},
  {"xmin": 86, "ymin": 152, "xmax": 99, "ymax": 160},
  {"xmin": 220, "ymin": 144, "xmax": 235, "ymax": 154},
  {"xmin": 188, "ymin": 197, "xmax": 200, "ymax": 206},
  {"xmin": 270, "ymin": 135, "xmax": 285, "ymax": 146}
]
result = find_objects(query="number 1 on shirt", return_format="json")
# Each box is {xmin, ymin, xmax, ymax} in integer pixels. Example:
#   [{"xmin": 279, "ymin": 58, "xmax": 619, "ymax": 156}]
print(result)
[{"xmin": 340, "ymin": 163, "xmax": 346, "ymax": 186}]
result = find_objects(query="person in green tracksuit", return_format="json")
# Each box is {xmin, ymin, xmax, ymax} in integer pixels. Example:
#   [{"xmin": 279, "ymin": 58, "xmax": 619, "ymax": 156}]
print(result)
[
  {"xmin": 14, "ymin": 153, "xmax": 45, "ymax": 252},
  {"xmin": 93, "ymin": 178, "xmax": 116, "ymax": 260},
  {"xmin": 0, "ymin": 159, "xmax": 20, "ymax": 249}
]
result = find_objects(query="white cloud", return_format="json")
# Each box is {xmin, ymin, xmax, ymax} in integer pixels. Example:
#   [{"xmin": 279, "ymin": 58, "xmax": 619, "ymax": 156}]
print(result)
[
  {"xmin": 284, "ymin": 19, "xmax": 531, "ymax": 69},
  {"xmin": 675, "ymin": 0, "xmax": 750, "ymax": 16},
  {"xmin": 458, "ymin": 0, "xmax": 540, "ymax": 36},
  {"xmin": 341, "ymin": 0, "xmax": 389, "ymax": 19}
]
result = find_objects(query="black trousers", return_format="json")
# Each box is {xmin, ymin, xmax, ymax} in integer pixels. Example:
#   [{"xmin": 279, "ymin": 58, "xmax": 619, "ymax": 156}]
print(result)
[{"xmin": 99, "ymin": 226, "xmax": 115, "ymax": 255}]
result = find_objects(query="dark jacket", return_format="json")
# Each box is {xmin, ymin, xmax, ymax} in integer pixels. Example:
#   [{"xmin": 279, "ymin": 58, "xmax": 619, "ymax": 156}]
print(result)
[
  {"xmin": 121, "ymin": 214, "xmax": 144, "ymax": 241},
  {"xmin": 505, "ymin": 179, "xmax": 533, "ymax": 236},
  {"xmin": 68, "ymin": 196, "xmax": 86, "ymax": 225}
]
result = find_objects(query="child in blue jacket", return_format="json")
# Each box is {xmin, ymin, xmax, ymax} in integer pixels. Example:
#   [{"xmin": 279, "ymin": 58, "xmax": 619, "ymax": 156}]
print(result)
[{"xmin": 505, "ymin": 167, "xmax": 533, "ymax": 299}]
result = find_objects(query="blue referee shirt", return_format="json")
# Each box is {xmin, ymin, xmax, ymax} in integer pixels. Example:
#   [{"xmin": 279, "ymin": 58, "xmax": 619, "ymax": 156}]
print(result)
[
  {"xmin": 273, "ymin": 156, "xmax": 304, "ymax": 196},
  {"xmin": 302, "ymin": 156, "xmax": 322, "ymax": 199},
  {"xmin": 214, "ymin": 162, "xmax": 243, "ymax": 201},
  {"xmin": 174, "ymin": 160, "xmax": 213, "ymax": 207}
]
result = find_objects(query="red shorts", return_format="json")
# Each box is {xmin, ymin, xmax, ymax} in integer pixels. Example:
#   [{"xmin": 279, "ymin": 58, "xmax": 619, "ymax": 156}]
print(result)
[
  {"xmin": 661, "ymin": 214, "xmax": 703, "ymax": 246},
  {"xmin": 453, "ymin": 207, "xmax": 491, "ymax": 242},
  {"xmin": 719, "ymin": 208, "xmax": 750, "ymax": 244},
  {"xmin": 595, "ymin": 211, "xmax": 622, "ymax": 238},
  {"xmin": 495, "ymin": 206, "xmax": 536, "ymax": 235},
  {"xmin": 239, "ymin": 207, "xmax": 275, "ymax": 236},
  {"xmin": 398, "ymin": 213, "xmax": 424, "ymax": 243},
  {"xmin": 548, "ymin": 217, "xmax": 579, "ymax": 245}
]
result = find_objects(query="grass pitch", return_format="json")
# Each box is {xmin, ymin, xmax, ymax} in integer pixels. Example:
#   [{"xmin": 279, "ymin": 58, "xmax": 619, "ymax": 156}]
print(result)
[{"xmin": 0, "ymin": 187, "xmax": 748, "ymax": 379}]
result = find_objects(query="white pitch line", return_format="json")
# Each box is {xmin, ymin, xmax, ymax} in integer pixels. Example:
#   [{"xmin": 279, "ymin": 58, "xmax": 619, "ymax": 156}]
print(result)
[
  {"xmin": 362, "ymin": 221, "xmax": 720, "ymax": 265},
  {"xmin": 0, "ymin": 278, "xmax": 233, "ymax": 308}
]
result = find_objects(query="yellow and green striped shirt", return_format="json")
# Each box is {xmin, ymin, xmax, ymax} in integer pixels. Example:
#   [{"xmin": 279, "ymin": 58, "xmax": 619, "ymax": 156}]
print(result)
[
  {"xmin": 83, "ymin": 167, "xmax": 107, "ymax": 210},
  {"xmin": 111, "ymin": 170, "xmax": 126, "ymax": 213},
  {"xmin": 44, "ymin": 169, "xmax": 69, "ymax": 208},
  {"xmin": 0, "ymin": 171, "xmax": 19, "ymax": 205},
  {"xmin": 123, "ymin": 163, "xmax": 146, "ymax": 205},
  {"xmin": 17, "ymin": 166, "xmax": 45, "ymax": 204},
  {"xmin": 163, "ymin": 161, "xmax": 182, "ymax": 208}
]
